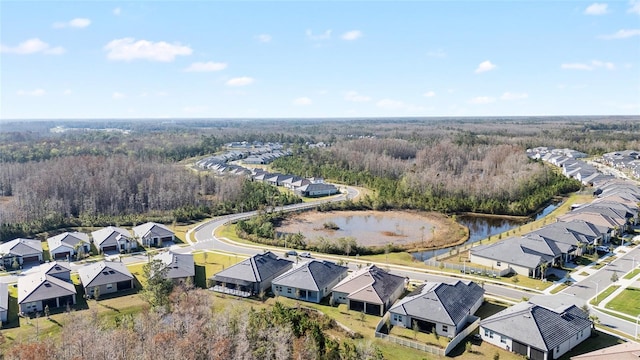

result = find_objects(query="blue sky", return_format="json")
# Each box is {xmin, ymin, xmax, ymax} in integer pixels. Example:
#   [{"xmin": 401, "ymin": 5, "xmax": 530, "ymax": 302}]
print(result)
[{"xmin": 1, "ymin": 1, "xmax": 639, "ymax": 119}]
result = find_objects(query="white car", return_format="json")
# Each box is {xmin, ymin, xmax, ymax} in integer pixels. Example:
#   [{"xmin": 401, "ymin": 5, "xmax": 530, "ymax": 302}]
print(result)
[
  {"xmin": 596, "ymin": 246, "xmax": 610, "ymax": 253},
  {"xmin": 299, "ymin": 252, "xmax": 312, "ymax": 258}
]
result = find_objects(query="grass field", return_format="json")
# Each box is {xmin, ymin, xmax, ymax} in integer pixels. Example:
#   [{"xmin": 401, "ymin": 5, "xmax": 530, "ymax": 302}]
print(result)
[
  {"xmin": 591, "ymin": 285, "xmax": 620, "ymax": 306},
  {"xmin": 623, "ymin": 268, "xmax": 640, "ymax": 280},
  {"xmin": 605, "ymin": 287, "xmax": 640, "ymax": 317}
]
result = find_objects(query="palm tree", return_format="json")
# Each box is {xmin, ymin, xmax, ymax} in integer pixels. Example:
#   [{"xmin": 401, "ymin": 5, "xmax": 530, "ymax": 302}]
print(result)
[{"xmin": 539, "ymin": 262, "xmax": 549, "ymax": 280}]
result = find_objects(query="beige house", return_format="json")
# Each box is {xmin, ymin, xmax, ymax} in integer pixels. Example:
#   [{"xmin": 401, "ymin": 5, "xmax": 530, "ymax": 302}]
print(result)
[{"xmin": 331, "ymin": 265, "xmax": 406, "ymax": 316}]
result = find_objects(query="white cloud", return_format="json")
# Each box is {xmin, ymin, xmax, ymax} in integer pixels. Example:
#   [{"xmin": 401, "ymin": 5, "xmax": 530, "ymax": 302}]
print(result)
[
  {"xmin": 104, "ymin": 38, "xmax": 192, "ymax": 62},
  {"xmin": 226, "ymin": 77, "xmax": 254, "ymax": 86},
  {"xmin": 63, "ymin": 89, "xmax": 72, "ymax": 95},
  {"xmin": 0, "ymin": 38, "xmax": 65, "ymax": 55},
  {"xmin": 344, "ymin": 91, "xmax": 371, "ymax": 102},
  {"xmin": 17, "ymin": 89, "xmax": 45, "ymax": 96},
  {"xmin": 584, "ymin": 3, "xmax": 609, "ymax": 15},
  {"xmin": 427, "ymin": 49, "xmax": 447, "ymax": 58},
  {"xmin": 561, "ymin": 60, "xmax": 615, "ymax": 70},
  {"xmin": 293, "ymin": 97, "xmax": 312, "ymax": 106},
  {"xmin": 500, "ymin": 92, "xmax": 528, "ymax": 100},
  {"xmin": 598, "ymin": 29, "xmax": 640, "ymax": 39},
  {"xmin": 184, "ymin": 61, "xmax": 227, "ymax": 72},
  {"xmin": 306, "ymin": 29, "xmax": 332, "ymax": 41},
  {"xmin": 628, "ymin": 0, "xmax": 640, "ymax": 14},
  {"xmin": 256, "ymin": 34, "xmax": 272, "ymax": 43},
  {"xmin": 475, "ymin": 60, "xmax": 497, "ymax": 73},
  {"xmin": 113, "ymin": 7, "xmax": 122, "ymax": 16},
  {"xmin": 53, "ymin": 18, "xmax": 91, "ymax": 29},
  {"xmin": 341, "ymin": 30, "xmax": 363, "ymax": 41},
  {"xmin": 112, "ymin": 92, "xmax": 125, "ymax": 99},
  {"xmin": 423, "ymin": 91, "xmax": 436, "ymax": 97},
  {"xmin": 470, "ymin": 96, "xmax": 496, "ymax": 104}
]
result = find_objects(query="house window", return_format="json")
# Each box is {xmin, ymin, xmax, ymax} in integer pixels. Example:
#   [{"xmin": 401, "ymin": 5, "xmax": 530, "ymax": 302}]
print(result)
[
  {"xmin": 556, "ymin": 346, "xmax": 560, "ymax": 353},
  {"xmin": 106, "ymin": 283, "xmax": 113, "ymax": 290},
  {"xmin": 500, "ymin": 336, "xmax": 506, "ymax": 344},
  {"xmin": 442, "ymin": 325, "xmax": 448, "ymax": 333},
  {"xmin": 484, "ymin": 329, "xmax": 490, "ymax": 337},
  {"xmin": 287, "ymin": 288, "xmax": 292, "ymax": 294},
  {"xmin": 496, "ymin": 261, "xmax": 501, "ymax": 267}
]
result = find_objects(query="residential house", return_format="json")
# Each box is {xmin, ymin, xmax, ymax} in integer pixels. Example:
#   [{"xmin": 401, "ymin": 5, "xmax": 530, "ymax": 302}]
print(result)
[
  {"xmin": 480, "ymin": 301, "xmax": 591, "ymax": 360},
  {"xmin": 557, "ymin": 212, "xmax": 623, "ymax": 236},
  {"xmin": 389, "ymin": 281, "xmax": 484, "ymax": 338},
  {"xmin": 331, "ymin": 265, "xmax": 406, "ymax": 316},
  {"xmin": 0, "ymin": 238, "xmax": 43, "ymax": 268},
  {"xmin": 570, "ymin": 342, "xmax": 640, "ymax": 360},
  {"xmin": 211, "ymin": 251, "xmax": 293, "ymax": 297},
  {"xmin": 47, "ymin": 232, "xmax": 91, "ymax": 260},
  {"xmin": 133, "ymin": 222, "xmax": 175, "ymax": 247},
  {"xmin": 272, "ymin": 260, "xmax": 349, "ymax": 303},
  {"xmin": 91, "ymin": 226, "xmax": 137, "ymax": 253},
  {"xmin": 295, "ymin": 183, "xmax": 339, "ymax": 197},
  {"xmin": 78, "ymin": 261, "xmax": 134, "ymax": 298},
  {"xmin": 470, "ymin": 237, "xmax": 555, "ymax": 278},
  {"xmin": 17, "ymin": 262, "xmax": 76, "ymax": 314},
  {"xmin": 0, "ymin": 282, "xmax": 7, "ymax": 323},
  {"xmin": 152, "ymin": 249, "xmax": 195, "ymax": 284}
]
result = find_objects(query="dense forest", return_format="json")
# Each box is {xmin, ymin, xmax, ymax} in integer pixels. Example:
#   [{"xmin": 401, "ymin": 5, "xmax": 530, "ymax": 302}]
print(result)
[
  {"xmin": 1, "ymin": 116, "xmax": 639, "ymax": 240},
  {"xmin": 1, "ymin": 287, "xmax": 384, "ymax": 360},
  {"xmin": 272, "ymin": 140, "xmax": 580, "ymax": 215}
]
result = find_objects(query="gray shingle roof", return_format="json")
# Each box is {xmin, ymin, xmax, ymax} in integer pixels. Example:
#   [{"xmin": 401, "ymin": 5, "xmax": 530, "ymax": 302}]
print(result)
[
  {"xmin": 471, "ymin": 237, "xmax": 552, "ymax": 269},
  {"xmin": 91, "ymin": 226, "xmax": 132, "ymax": 247},
  {"xmin": 272, "ymin": 260, "xmax": 348, "ymax": 291},
  {"xmin": 78, "ymin": 261, "xmax": 134, "ymax": 288},
  {"xmin": 211, "ymin": 251, "xmax": 293, "ymax": 286},
  {"xmin": 389, "ymin": 281, "xmax": 484, "ymax": 326},
  {"xmin": 0, "ymin": 238, "xmax": 42, "ymax": 257},
  {"xmin": 481, "ymin": 302, "xmax": 591, "ymax": 351},
  {"xmin": 47, "ymin": 232, "xmax": 90, "ymax": 252},
  {"xmin": 17, "ymin": 262, "xmax": 76, "ymax": 304},
  {"xmin": 153, "ymin": 250, "xmax": 195, "ymax": 279},
  {"xmin": 132, "ymin": 222, "xmax": 174, "ymax": 239}
]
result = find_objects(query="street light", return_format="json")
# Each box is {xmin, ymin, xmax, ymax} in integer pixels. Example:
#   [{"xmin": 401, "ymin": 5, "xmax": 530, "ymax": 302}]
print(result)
[{"xmin": 591, "ymin": 280, "xmax": 600, "ymax": 304}]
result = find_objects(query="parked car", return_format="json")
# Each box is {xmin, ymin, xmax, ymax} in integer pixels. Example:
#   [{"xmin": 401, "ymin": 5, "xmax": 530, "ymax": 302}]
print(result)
[
  {"xmin": 286, "ymin": 250, "xmax": 298, "ymax": 256},
  {"xmin": 596, "ymin": 246, "xmax": 610, "ymax": 253},
  {"xmin": 299, "ymin": 252, "xmax": 312, "ymax": 258}
]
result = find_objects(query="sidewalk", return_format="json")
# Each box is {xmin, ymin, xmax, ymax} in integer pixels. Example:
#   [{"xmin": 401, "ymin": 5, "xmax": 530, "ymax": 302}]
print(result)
[{"xmin": 542, "ymin": 244, "xmax": 634, "ymax": 295}]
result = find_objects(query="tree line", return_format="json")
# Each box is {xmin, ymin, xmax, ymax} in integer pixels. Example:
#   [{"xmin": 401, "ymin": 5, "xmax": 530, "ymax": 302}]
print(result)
[{"xmin": 272, "ymin": 139, "xmax": 581, "ymax": 216}]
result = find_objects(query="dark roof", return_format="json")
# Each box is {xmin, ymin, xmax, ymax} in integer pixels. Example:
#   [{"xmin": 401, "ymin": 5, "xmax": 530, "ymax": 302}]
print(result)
[
  {"xmin": 390, "ymin": 281, "xmax": 484, "ymax": 326},
  {"xmin": 332, "ymin": 265, "xmax": 405, "ymax": 304},
  {"xmin": 78, "ymin": 261, "xmax": 134, "ymax": 288},
  {"xmin": 481, "ymin": 302, "xmax": 591, "ymax": 351},
  {"xmin": 211, "ymin": 251, "xmax": 292, "ymax": 285},
  {"xmin": 471, "ymin": 237, "xmax": 552, "ymax": 268},
  {"xmin": 272, "ymin": 260, "xmax": 348, "ymax": 291}
]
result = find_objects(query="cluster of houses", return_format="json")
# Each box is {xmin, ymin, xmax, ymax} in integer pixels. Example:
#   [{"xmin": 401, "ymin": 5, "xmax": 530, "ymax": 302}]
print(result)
[
  {"xmin": 0, "ymin": 247, "xmax": 195, "ymax": 321},
  {"xmin": 601, "ymin": 150, "xmax": 640, "ymax": 179},
  {"xmin": 0, "ymin": 222, "xmax": 176, "ymax": 271},
  {"xmin": 195, "ymin": 141, "xmax": 339, "ymax": 198},
  {"xmin": 471, "ymin": 149, "xmax": 640, "ymax": 279},
  {"xmin": 209, "ymin": 250, "xmax": 593, "ymax": 359}
]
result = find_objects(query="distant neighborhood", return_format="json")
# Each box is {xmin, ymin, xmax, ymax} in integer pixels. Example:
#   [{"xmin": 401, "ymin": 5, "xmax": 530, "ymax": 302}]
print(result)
[{"xmin": 196, "ymin": 141, "xmax": 340, "ymax": 198}]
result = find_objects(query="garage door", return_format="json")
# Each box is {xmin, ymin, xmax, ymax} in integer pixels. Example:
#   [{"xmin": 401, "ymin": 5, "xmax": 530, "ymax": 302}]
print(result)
[
  {"xmin": 512, "ymin": 340, "xmax": 528, "ymax": 357},
  {"xmin": 22, "ymin": 255, "xmax": 39, "ymax": 263},
  {"xmin": 530, "ymin": 347, "xmax": 545, "ymax": 360},
  {"xmin": 117, "ymin": 280, "xmax": 132, "ymax": 290},
  {"xmin": 102, "ymin": 245, "xmax": 117, "ymax": 252},
  {"xmin": 54, "ymin": 252, "xmax": 70, "ymax": 260}
]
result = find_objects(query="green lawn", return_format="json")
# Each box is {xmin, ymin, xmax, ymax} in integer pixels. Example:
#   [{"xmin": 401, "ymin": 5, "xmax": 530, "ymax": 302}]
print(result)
[
  {"xmin": 623, "ymin": 268, "xmax": 640, "ymax": 280},
  {"xmin": 605, "ymin": 287, "xmax": 640, "ymax": 317},
  {"xmin": 550, "ymin": 282, "xmax": 571, "ymax": 294},
  {"xmin": 590, "ymin": 285, "xmax": 620, "ymax": 306},
  {"xmin": 192, "ymin": 250, "xmax": 247, "ymax": 288}
]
